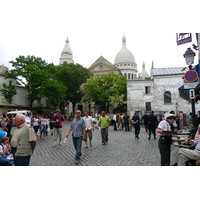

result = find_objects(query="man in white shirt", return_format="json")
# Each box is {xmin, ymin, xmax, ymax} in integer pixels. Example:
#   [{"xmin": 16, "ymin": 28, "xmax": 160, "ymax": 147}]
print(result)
[{"xmin": 83, "ymin": 111, "xmax": 94, "ymax": 148}]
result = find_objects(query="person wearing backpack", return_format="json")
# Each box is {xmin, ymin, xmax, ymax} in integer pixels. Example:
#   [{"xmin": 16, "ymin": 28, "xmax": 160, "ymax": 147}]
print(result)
[{"xmin": 51, "ymin": 109, "xmax": 66, "ymax": 147}]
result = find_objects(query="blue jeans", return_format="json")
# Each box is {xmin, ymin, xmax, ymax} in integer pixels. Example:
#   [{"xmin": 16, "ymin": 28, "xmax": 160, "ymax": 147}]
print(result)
[
  {"xmin": 72, "ymin": 136, "xmax": 82, "ymax": 161},
  {"xmin": 40, "ymin": 125, "xmax": 47, "ymax": 133},
  {"xmin": 0, "ymin": 155, "xmax": 14, "ymax": 165}
]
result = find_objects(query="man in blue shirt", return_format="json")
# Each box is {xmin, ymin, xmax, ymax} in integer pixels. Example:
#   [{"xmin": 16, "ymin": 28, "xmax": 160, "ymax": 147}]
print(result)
[
  {"xmin": 66, "ymin": 110, "xmax": 86, "ymax": 164},
  {"xmin": 131, "ymin": 112, "xmax": 140, "ymax": 139}
]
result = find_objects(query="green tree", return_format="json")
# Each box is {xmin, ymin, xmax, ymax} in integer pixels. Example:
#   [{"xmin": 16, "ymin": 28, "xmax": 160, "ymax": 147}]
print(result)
[
  {"xmin": 40, "ymin": 79, "xmax": 67, "ymax": 109},
  {"xmin": 6, "ymin": 55, "xmax": 66, "ymax": 109},
  {"xmin": 80, "ymin": 72, "xmax": 127, "ymax": 112},
  {"xmin": 0, "ymin": 83, "xmax": 17, "ymax": 110},
  {"xmin": 56, "ymin": 63, "xmax": 92, "ymax": 112}
]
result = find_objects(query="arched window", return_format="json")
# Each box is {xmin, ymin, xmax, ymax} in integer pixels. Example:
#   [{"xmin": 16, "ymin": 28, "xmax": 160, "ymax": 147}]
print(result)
[
  {"xmin": 128, "ymin": 73, "xmax": 130, "ymax": 80},
  {"xmin": 124, "ymin": 73, "xmax": 127, "ymax": 79},
  {"xmin": 132, "ymin": 74, "xmax": 134, "ymax": 80},
  {"xmin": 164, "ymin": 91, "xmax": 171, "ymax": 103}
]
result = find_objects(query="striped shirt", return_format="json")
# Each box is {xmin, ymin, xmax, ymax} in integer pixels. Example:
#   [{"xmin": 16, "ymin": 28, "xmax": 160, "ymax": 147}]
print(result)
[{"xmin": 70, "ymin": 117, "xmax": 86, "ymax": 137}]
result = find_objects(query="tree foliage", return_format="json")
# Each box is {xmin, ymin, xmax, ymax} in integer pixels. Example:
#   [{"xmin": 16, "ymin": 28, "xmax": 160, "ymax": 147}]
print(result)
[
  {"xmin": 6, "ymin": 55, "xmax": 66, "ymax": 109},
  {"xmin": 80, "ymin": 72, "xmax": 127, "ymax": 111},
  {"xmin": 0, "ymin": 83, "xmax": 17, "ymax": 105},
  {"xmin": 56, "ymin": 63, "xmax": 92, "ymax": 111}
]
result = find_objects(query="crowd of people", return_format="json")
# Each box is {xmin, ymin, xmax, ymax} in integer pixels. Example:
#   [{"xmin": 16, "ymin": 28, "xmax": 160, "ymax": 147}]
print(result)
[{"xmin": 1, "ymin": 109, "xmax": 200, "ymax": 166}]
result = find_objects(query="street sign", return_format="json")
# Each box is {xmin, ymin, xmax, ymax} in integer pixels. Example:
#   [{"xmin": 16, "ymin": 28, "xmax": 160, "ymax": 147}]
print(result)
[
  {"xmin": 189, "ymin": 89, "xmax": 195, "ymax": 99},
  {"xmin": 184, "ymin": 70, "xmax": 198, "ymax": 82},
  {"xmin": 184, "ymin": 82, "xmax": 199, "ymax": 89},
  {"xmin": 176, "ymin": 33, "xmax": 192, "ymax": 46}
]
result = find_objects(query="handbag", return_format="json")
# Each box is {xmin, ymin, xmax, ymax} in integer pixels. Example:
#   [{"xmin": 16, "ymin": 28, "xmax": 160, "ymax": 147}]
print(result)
[{"xmin": 52, "ymin": 116, "xmax": 60, "ymax": 128}]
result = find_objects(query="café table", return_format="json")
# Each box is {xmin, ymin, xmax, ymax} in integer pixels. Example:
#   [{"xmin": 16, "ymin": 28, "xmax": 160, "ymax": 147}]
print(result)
[
  {"xmin": 173, "ymin": 142, "xmax": 195, "ymax": 149},
  {"xmin": 172, "ymin": 136, "xmax": 188, "ymax": 142},
  {"xmin": 176, "ymin": 131, "xmax": 190, "ymax": 135}
]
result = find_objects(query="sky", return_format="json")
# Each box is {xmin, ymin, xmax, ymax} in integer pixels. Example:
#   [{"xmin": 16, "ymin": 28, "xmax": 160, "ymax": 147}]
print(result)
[{"xmin": 0, "ymin": 0, "xmax": 199, "ymax": 76}]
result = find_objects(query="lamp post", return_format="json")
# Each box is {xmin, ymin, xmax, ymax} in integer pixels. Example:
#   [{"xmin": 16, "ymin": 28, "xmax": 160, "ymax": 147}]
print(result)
[{"xmin": 183, "ymin": 48, "xmax": 197, "ymax": 138}]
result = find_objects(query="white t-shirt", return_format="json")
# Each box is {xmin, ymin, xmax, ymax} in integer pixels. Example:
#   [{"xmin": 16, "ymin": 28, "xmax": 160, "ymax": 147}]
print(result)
[
  {"xmin": 83, "ymin": 116, "xmax": 93, "ymax": 130},
  {"xmin": 40, "ymin": 118, "xmax": 48, "ymax": 125},
  {"xmin": 33, "ymin": 118, "xmax": 39, "ymax": 126},
  {"xmin": 0, "ymin": 143, "xmax": 7, "ymax": 157},
  {"xmin": 157, "ymin": 120, "xmax": 172, "ymax": 136}
]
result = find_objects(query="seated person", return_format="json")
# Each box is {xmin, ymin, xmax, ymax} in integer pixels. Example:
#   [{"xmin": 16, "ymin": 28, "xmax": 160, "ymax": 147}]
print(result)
[
  {"xmin": 0, "ymin": 136, "xmax": 14, "ymax": 165},
  {"xmin": 176, "ymin": 139, "xmax": 200, "ymax": 166},
  {"xmin": 190, "ymin": 124, "xmax": 200, "ymax": 141}
]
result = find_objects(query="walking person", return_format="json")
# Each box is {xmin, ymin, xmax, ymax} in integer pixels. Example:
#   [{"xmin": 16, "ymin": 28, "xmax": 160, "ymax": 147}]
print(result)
[
  {"xmin": 10, "ymin": 114, "xmax": 37, "ymax": 166},
  {"xmin": 118, "ymin": 113, "xmax": 123, "ymax": 130},
  {"xmin": 51, "ymin": 109, "xmax": 66, "ymax": 147},
  {"xmin": 147, "ymin": 111, "xmax": 158, "ymax": 140},
  {"xmin": 66, "ymin": 110, "xmax": 86, "ymax": 164},
  {"xmin": 32, "ymin": 115, "xmax": 40, "ymax": 137},
  {"xmin": 98, "ymin": 111, "xmax": 110, "ymax": 145},
  {"xmin": 49, "ymin": 112, "xmax": 54, "ymax": 136},
  {"xmin": 123, "ymin": 113, "xmax": 130, "ymax": 131},
  {"xmin": 112, "ymin": 113, "xmax": 118, "ymax": 131},
  {"xmin": 6, "ymin": 114, "xmax": 13, "ymax": 139},
  {"xmin": 157, "ymin": 114, "xmax": 180, "ymax": 166},
  {"xmin": 131, "ymin": 112, "xmax": 140, "ymax": 139},
  {"xmin": 1, "ymin": 113, "xmax": 8, "ymax": 131},
  {"xmin": 83, "ymin": 111, "xmax": 94, "ymax": 148},
  {"xmin": 142, "ymin": 112, "xmax": 148, "ymax": 132},
  {"xmin": 40, "ymin": 114, "xmax": 48, "ymax": 139}
]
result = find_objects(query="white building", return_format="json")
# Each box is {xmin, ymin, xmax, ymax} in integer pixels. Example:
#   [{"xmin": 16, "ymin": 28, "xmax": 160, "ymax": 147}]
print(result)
[{"xmin": 127, "ymin": 66, "xmax": 200, "ymax": 117}]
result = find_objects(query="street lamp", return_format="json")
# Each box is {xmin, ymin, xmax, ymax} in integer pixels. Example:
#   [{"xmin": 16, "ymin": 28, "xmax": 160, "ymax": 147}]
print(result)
[
  {"xmin": 183, "ymin": 47, "xmax": 197, "ymax": 138},
  {"xmin": 183, "ymin": 48, "xmax": 196, "ymax": 69}
]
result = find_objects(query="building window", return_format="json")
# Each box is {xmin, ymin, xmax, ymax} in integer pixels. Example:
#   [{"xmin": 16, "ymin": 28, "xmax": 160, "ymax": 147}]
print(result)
[
  {"xmin": 9, "ymin": 80, "xmax": 12, "ymax": 86},
  {"xmin": 164, "ymin": 91, "xmax": 171, "ymax": 103},
  {"xmin": 145, "ymin": 102, "xmax": 151, "ymax": 111},
  {"xmin": 145, "ymin": 86, "xmax": 150, "ymax": 94},
  {"xmin": 132, "ymin": 74, "xmax": 134, "ymax": 80},
  {"xmin": 128, "ymin": 73, "xmax": 130, "ymax": 80},
  {"xmin": 99, "ymin": 65, "xmax": 103, "ymax": 70},
  {"xmin": 124, "ymin": 73, "xmax": 127, "ymax": 78}
]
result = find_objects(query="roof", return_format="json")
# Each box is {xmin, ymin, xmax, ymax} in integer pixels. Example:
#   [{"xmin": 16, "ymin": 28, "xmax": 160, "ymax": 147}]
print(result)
[
  {"xmin": 88, "ymin": 56, "xmax": 120, "ymax": 72},
  {"xmin": 151, "ymin": 67, "xmax": 188, "ymax": 77}
]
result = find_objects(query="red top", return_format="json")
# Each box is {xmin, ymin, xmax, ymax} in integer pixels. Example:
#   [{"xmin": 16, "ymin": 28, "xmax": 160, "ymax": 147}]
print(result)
[{"xmin": 52, "ymin": 115, "xmax": 66, "ymax": 128}]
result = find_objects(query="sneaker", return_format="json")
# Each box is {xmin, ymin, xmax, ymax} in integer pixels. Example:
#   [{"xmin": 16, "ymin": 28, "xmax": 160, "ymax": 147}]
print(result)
[{"xmin": 52, "ymin": 144, "xmax": 56, "ymax": 147}]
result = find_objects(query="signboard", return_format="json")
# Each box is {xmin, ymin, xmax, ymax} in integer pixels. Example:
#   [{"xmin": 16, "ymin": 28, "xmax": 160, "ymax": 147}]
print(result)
[
  {"xmin": 184, "ymin": 70, "xmax": 198, "ymax": 82},
  {"xmin": 176, "ymin": 33, "xmax": 192, "ymax": 46},
  {"xmin": 184, "ymin": 82, "xmax": 199, "ymax": 89},
  {"xmin": 189, "ymin": 89, "xmax": 195, "ymax": 99}
]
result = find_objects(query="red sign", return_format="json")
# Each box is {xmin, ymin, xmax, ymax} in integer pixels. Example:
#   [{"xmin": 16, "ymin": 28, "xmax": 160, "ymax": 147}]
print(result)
[{"xmin": 184, "ymin": 70, "xmax": 198, "ymax": 82}]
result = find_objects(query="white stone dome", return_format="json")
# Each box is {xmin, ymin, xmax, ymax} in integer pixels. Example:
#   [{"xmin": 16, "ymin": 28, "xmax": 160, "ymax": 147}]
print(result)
[
  {"xmin": 138, "ymin": 61, "xmax": 149, "ymax": 79},
  {"xmin": 114, "ymin": 46, "xmax": 136, "ymax": 64},
  {"xmin": 114, "ymin": 35, "xmax": 136, "ymax": 66},
  {"xmin": 139, "ymin": 70, "xmax": 149, "ymax": 78}
]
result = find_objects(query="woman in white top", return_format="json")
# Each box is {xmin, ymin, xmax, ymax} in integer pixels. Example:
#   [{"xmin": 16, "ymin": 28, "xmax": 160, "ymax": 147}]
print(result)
[
  {"xmin": 33, "ymin": 115, "xmax": 40, "ymax": 136},
  {"xmin": 40, "ymin": 115, "xmax": 48, "ymax": 139}
]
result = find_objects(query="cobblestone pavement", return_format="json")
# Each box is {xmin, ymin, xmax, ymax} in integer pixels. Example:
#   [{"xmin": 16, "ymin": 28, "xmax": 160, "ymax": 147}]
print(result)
[{"xmin": 11, "ymin": 123, "xmax": 161, "ymax": 166}]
